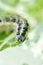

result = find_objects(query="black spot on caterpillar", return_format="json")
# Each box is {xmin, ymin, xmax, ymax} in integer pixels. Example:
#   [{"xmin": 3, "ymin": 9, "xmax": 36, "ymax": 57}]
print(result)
[{"xmin": 0, "ymin": 14, "xmax": 29, "ymax": 42}]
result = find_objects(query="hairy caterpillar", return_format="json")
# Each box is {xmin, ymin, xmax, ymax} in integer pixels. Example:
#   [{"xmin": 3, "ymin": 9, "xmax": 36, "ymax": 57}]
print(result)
[{"xmin": 0, "ymin": 13, "xmax": 29, "ymax": 42}]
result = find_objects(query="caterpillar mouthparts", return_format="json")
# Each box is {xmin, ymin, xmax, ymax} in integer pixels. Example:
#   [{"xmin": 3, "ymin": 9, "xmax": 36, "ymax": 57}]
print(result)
[{"xmin": 0, "ymin": 14, "xmax": 29, "ymax": 42}]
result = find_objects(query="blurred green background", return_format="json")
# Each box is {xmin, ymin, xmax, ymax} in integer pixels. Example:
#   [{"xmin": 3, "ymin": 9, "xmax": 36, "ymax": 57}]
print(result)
[{"xmin": 0, "ymin": 0, "xmax": 43, "ymax": 65}]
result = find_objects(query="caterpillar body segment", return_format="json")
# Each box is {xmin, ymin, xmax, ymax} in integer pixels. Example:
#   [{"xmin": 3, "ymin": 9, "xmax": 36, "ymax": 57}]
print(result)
[{"xmin": 0, "ymin": 14, "xmax": 29, "ymax": 42}]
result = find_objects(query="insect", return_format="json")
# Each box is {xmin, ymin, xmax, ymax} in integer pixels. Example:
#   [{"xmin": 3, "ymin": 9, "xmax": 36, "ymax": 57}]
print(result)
[{"xmin": 0, "ymin": 13, "xmax": 29, "ymax": 42}]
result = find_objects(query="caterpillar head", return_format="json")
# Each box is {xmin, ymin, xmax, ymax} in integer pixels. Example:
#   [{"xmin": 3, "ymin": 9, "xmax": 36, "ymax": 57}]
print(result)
[{"xmin": 17, "ymin": 35, "xmax": 25, "ymax": 42}]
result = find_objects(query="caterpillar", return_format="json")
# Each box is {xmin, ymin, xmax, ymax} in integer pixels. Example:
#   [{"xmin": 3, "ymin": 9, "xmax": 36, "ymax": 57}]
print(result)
[{"xmin": 0, "ymin": 13, "xmax": 29, "ymax": 42}]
